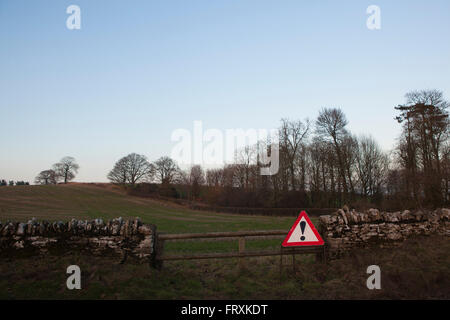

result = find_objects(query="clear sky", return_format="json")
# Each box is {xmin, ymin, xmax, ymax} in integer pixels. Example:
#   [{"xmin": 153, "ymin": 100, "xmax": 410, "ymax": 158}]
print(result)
[{"xmin": 1, "ymin": 0, "xmax": 449, "ymax": 183}]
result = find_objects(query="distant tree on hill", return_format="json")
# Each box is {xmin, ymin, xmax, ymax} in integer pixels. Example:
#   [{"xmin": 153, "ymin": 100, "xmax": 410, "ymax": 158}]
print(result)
[
  {"xmin": 153, "ymin": 156, "xmax": 179, "ymax": 184},
  {"xmin": 0, "ymin": 179, "xmax": 7, "ymax": 186},
  {"xmin": 179, "ymin": 165, "xmax": 206, "ymax": 200},
  {"xmin": 35, "ymin": 170, "xmax": 58, "ymax": 185},
  {"xmin": 15, "ymin": 181, "xmax": 29, "ymax": 185},
  {"xmin": 108, "ymin": 157, "xmax": 128, "ymax": 184},
  {"xmin": 108, "ymin": 153, "xmax": 153, "ymax": 185},
  {"xmin": 53, "ymin": 156, "xmax": 79, "ymax": 184}
]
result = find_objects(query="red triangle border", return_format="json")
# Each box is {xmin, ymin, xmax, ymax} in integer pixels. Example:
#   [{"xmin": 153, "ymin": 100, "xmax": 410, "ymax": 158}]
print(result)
[{"xmin": 282, "ymin": 211, "xmax": 324, "ymax": 247}]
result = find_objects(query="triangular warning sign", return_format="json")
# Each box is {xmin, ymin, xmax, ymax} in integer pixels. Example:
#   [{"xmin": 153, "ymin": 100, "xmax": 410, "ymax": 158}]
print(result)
[{"xmin": 282, "ymin": 211, "xmax": 324, "ymax": 247}]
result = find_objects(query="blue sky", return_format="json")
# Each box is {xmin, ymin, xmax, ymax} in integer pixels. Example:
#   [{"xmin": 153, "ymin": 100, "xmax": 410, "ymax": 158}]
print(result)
[{"xmin": 1, "ymin": 0, "xmax": 449, "ymax": 183}]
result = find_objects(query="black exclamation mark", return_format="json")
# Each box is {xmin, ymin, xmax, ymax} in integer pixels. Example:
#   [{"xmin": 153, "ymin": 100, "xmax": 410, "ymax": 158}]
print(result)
[{"xmin": 300, "ymin": 221, "xmax": 306, "ymax": 241}]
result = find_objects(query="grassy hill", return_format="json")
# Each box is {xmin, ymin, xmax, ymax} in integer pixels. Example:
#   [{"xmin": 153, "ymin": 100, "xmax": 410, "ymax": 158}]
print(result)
[{"xmin": 0, "ymin": 183, "xmax": 296, "ymax": 234}]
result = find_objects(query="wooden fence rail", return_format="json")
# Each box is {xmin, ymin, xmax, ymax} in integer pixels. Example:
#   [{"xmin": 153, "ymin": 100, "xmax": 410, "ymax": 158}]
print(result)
[{"xmin": 151, "ymin": 230, "xmax": 326, "ymax": 269}]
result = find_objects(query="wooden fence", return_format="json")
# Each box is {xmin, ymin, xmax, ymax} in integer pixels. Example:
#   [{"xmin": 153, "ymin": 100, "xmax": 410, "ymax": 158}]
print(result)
[{"xmin": 151, "ymin": 230, "xmax": 327, "ymax": 270}]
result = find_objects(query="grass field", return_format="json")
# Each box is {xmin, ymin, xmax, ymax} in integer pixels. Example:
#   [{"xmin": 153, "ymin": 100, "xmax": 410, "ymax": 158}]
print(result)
[
  {"xmin": 0, "ymin": 184, "xmax": 298, "ymax": 255},
  {"xmin": 0, "ymin": 184, "xmax": 449, "ymax": 299},
  {"xmin": 0, "ymin": 184, "xmax": 297, "ymax": 234}
]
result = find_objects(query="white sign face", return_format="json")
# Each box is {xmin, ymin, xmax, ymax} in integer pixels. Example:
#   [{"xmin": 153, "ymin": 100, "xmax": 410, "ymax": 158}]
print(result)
[
  {"xmin": 286, "ymin": 216, "xmax": 319, "ymax": 243},
  {"xmin": 282, "ymin": 211, "xmax": 324, "ymax": 247}
]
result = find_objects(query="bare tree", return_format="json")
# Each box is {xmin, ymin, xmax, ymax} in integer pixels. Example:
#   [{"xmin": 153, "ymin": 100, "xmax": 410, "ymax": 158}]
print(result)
[
  {"xmin": 316, "ymin": 108, "xmax": 350, "ymax": 201},
  {"xmin": 279, "ymin": 118, "xmax": 310, "ymax": 191},
  {"xmin": 107, "ymin": 157, "xmax": 129, "ymax": 184},
  {"xmin": 153, "ymin": 156, "xmax": 179, "ymax": 184},
  {"xmin": 190, "ymin": 165, "xmax": 205, "ymax": 185},
  {"xmin": 107, "ymin": 153, "xmax": 153, "ymax": 185},
  {"xmin": 35, "ymin": 170, "xmax": 58, "ymax": 185},
  {"xmin": 206, "ymin": 168, "xmax": 224, "ymax": 187},
  {"xmin": 234, "ymin": 145, "xmax": 259, "ymax": 189},
  {"xmin": 355, "ymin": 135, "xmax": 389, "ymax": 197},
  {"xmin": 341, "ymin": 134, "xmax": 358, "ymax": 195},
  {"xmin": 185, "ymin": 165, "xmax": 206, "ymax": 200},
  {"xmin": 53, "ymin": 156, "xmax": 79, "ymax": 184}
]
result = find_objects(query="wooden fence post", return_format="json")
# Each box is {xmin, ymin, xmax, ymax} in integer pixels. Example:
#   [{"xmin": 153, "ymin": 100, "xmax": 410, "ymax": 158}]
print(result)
[
  {"xmin": 279, "ymin": 245, "xmax": 283, "ymax": 281},
  {"xmin": 238, "ymin": 237, "xmax": 246, "ymax": 269},
  {"xmin": 152, "ymin": 232, "xmax": 165, "ymax": 270},
  {"xmin": 315, "ymin": 243, "xmax": 327, "ymax": 263}
]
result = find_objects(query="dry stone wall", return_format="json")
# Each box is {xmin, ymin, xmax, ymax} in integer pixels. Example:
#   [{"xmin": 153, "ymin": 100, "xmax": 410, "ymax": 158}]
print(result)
[
  {"xmin": 0, "ymin": 217, "xmax": 156, "ymax": 262},
  {"xmin": 319, "ymin": 208, "xmax": 450, "ymax": 256}
]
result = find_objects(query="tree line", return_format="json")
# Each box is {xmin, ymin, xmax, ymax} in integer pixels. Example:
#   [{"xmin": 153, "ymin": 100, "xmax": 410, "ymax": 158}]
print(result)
[
  {"xmin": 107, "ymin": 90, "xmax": 449, "ymax": 210},
  {"xmin": 29, "ymin": 89, "xmax": 448, "ymax": 210},
  {"xmin": 35, "ymin": 156, "xmax": 80, "ymax": 185},
  {"xmin": 0, "ymin": 180, "xmax": 30, "ymax": 186}
]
